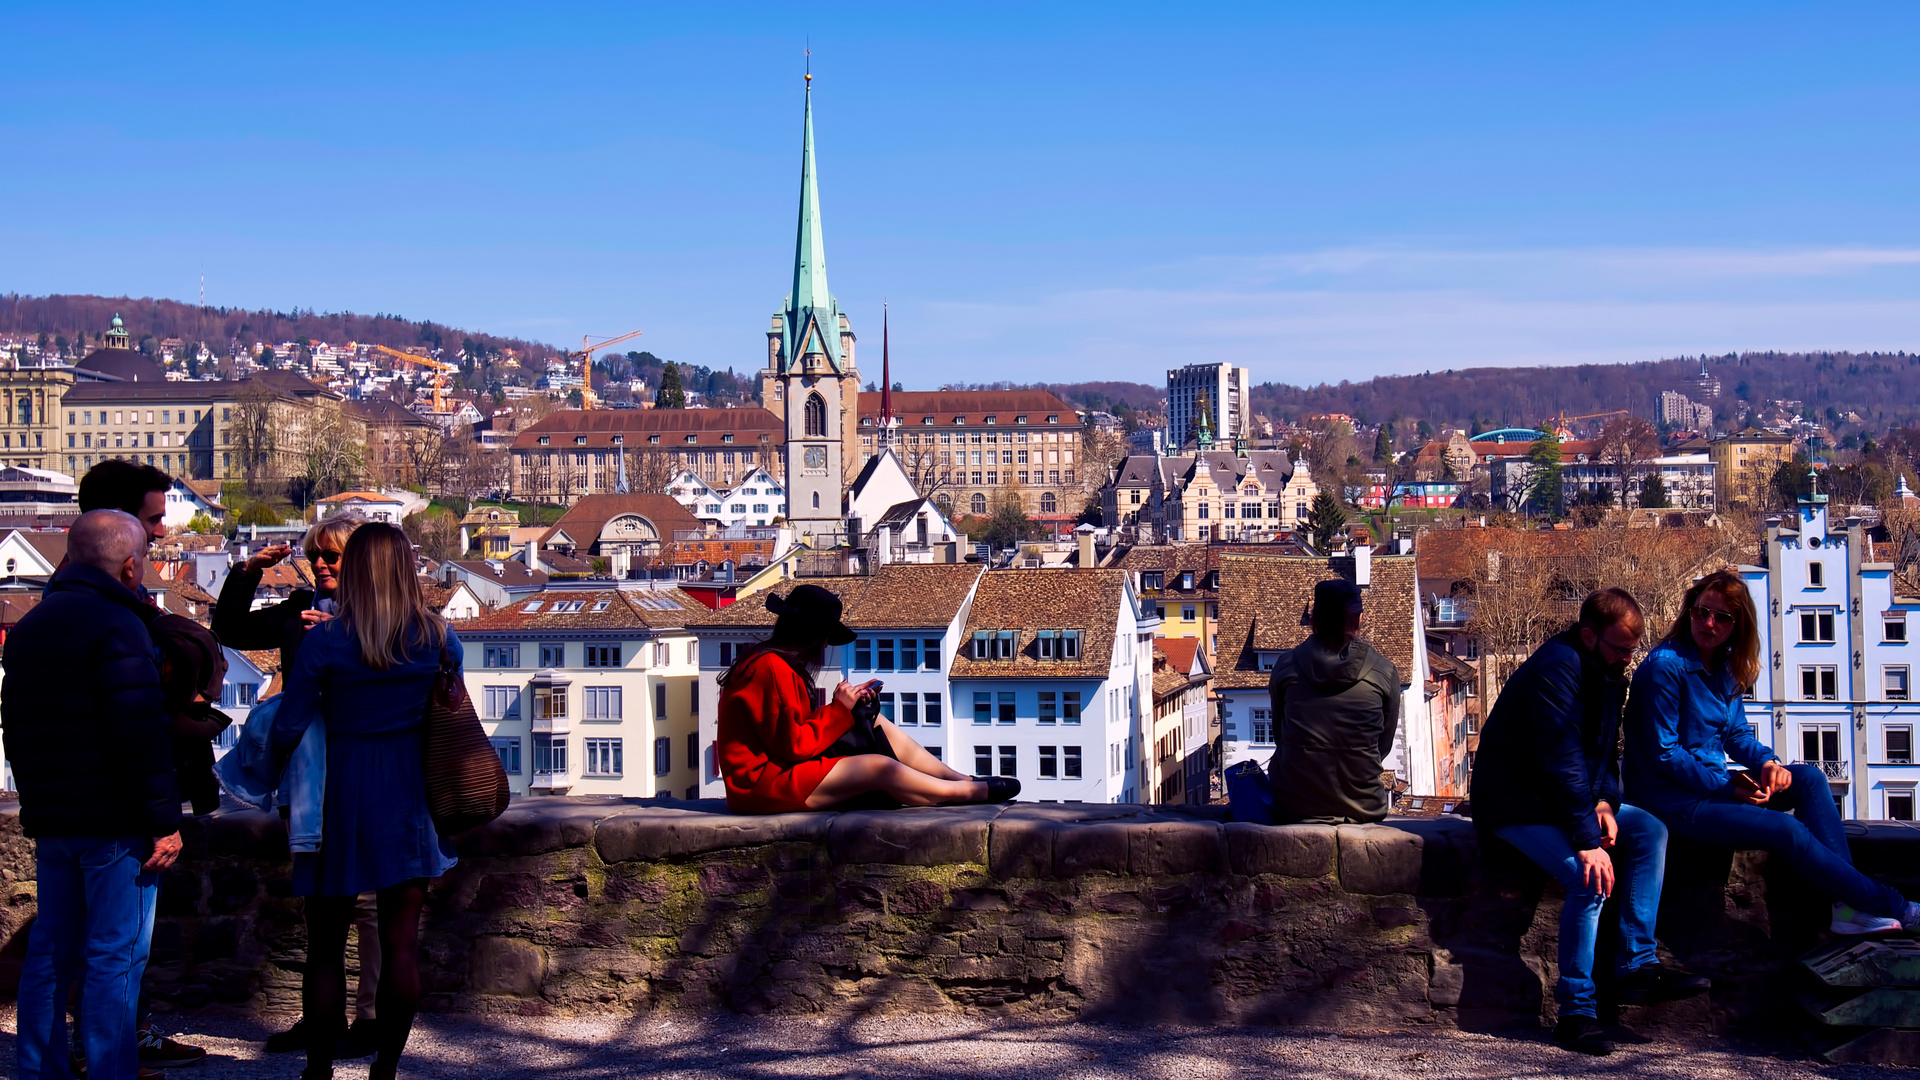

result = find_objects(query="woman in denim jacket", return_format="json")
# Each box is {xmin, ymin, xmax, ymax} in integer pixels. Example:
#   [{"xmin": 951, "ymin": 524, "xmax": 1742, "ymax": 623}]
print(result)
[{"xmin": 1626, "ymin": 569, "xmax": 1919, "ymax": 934}]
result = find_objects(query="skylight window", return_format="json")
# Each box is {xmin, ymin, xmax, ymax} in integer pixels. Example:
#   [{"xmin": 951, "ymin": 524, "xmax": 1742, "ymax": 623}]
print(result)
[
  {"xmin": 591, "ymin": 599, "xmax": 611, "ymax": 612},
  {"xmin": 523, "ymin": 601, "xmax": 543, "ymax": 612}
]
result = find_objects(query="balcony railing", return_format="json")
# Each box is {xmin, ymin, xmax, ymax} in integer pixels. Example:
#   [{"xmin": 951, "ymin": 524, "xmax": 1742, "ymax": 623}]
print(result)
[
  {"xmin": 1796, "ymin": 759, "xmax": 1849, "ymax": 781},
  {"xmin": 531, "ymin": 771, "xmax": 570, "ymax": 792},
  {"xmin": 531, "ymin": 716, "xmax": 571, "ymax": 735}
]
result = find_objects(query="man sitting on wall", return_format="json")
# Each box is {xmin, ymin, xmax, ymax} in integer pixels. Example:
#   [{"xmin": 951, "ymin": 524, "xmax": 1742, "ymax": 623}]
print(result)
[
  {"xmin": 1471, "ymin": 588, "xmax": 1708, "ymax": 1058},
  {"xmin": 1265, "ymin": 578, "xmax": 1401, "ymax": 824}
]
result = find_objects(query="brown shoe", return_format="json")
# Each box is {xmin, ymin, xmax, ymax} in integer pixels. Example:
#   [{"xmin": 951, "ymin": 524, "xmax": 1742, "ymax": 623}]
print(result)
[{"xmin": 138, "ymin": 1024, "xmax": 209, "ymax": 1068}]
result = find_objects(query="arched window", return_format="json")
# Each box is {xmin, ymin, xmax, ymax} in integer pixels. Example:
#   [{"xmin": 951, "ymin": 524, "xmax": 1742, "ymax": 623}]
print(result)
[
  {"xmin": 1040, "ymin": 492, "xmax": 1057, "ymax": 514},
  {"xmin": 971, "ymin": 493, "xmax": 987, "ymax": 515},
  {"xmin": 16, "ymin": 399, "xmax": 30, "ymax": 425},
  {"xmin": 935, "ymin": 492, "xmax": 952, "ymax": 509},
  {"xmin": 812, "ymin": 491, "xmax": 820, "ymax": 509},
  {"xmin": 804, "ymin": 392, "xmax": 828, "ymax": 438}
]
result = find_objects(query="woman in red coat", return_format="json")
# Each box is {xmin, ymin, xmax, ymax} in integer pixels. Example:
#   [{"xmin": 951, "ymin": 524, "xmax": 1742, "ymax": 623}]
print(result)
[{"xmin": 719, "ymin": 585, "xmax": 1019, "ymax": 813}]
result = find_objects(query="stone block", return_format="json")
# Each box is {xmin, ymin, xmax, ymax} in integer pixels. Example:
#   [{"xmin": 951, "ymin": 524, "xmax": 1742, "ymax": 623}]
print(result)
[
  {"xmin": 888, "ymin": 880, "xmax": 948, "ymax": 915},
  {"xmin": 1384, "ymin": 817, "xmax": 1479, "ymax": 897},
  {"xmin": 998, "ymin": 803, "xmax": 1151, "ymax": 823},
  {"xmin": 1337, "ymin": 823, "xmax": 1423, "ymax": 896},
  {"xmin": 472, "ymin": 872, "xmax": 544, "ymax": 912},
  {"xmin": 470, "ymin": 936, "xmax": 547, "ymax": 997},
  {"xmin": 827, "ymin": 806, "xmax": 993, "ymax": 866},
  {"xmin": 987, "ymin": 816, "xmax": 1054, "ymax": 879},
  {"xmin": 594, "ymin": 807, "xmax": 833, "ymax": 863},
  {"xmin": 696, "ymin": 863, "xmax": 770, "ymax": 897},
  {"xmin": 1128, "ymin": 819, "xmax": 1226, "ymax": 876},
  {"xmin": 456, "ymin": 796, "xmax": 629, "ymax": 857},
  {"xmin": 1226, "ymin": 823, "xmax": 1337, "ymax": 878},
  {"xmin": 1051, "ymin": 822, "xmax": 1130, "ymax": 877}
]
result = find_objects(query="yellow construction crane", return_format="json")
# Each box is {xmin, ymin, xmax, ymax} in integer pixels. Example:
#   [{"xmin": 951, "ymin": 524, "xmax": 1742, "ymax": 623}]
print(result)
[
  {"xmin": 359, "ymin": 342, "xmax": 459, "ymax": 414},
  {"xmin": 566, "ymin": 329, "xmax": 645, "ymax": 409},
  {"xmin": 1548, "ymin": 409, "xmax": 1629, "ymax": 439}
]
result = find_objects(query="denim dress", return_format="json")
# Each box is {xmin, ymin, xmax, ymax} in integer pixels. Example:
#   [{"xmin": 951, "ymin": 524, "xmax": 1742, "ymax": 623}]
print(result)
[{"xmin": 272, "ymin": 621, "xmax": 461, "ymax": 896}]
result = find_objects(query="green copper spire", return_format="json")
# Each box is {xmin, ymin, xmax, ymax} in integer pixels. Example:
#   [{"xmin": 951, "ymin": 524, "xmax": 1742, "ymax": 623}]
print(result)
[
  {"xmin": 1195, "ymin": 390, "xmax": 1214, "ymax": 450},
  {"xmin": 782, "ymin": 74, "xmax": 843, "ymax": 372}
]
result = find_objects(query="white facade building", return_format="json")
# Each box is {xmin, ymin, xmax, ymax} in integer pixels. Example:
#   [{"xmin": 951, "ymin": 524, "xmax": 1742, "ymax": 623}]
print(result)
[
  {"xmin": 457, "ymin": 585, "xmax": 706, "ymax": 799},
  {"xmin": 1167, "ymin": 363, "xmax": 1252, "ymax": 451},
  {"xmin": 1742, "ymin": 496, "xmax": 1919, "ymax": 820},
  {"xmin": 668, "ymin": 466, "xmax": 787, "ymax": 529}
]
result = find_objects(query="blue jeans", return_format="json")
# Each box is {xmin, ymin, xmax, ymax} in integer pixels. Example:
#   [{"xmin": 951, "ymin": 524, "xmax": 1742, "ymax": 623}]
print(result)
[
  {"xmin": 1658, "ymin": 762, "xmax": 1908, "ymax": 919},
  {"xmin": 1497, "ymin": 803, "xmax": 1667, "ymax": 1019},
  {"xmin": 16, "ymin": 837, "xmax": 159, "ymax": 1080}
]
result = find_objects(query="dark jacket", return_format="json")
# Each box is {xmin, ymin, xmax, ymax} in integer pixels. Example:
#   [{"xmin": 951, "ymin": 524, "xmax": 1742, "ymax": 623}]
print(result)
[
  {"xmin": 1266, "ymin": 636, "xmax": 1402, "ymax": 824},
  {"xmin": 1, "ymin": 563, "xmax": 181, "ymax": 839},
  {"xmin": 1624, "ymin": 636, "xmax": 1778, "ymax": 813},
  {"xmin": 1469, "ymin": 628, "xmax": 1625, "ymax": 850},
  {"xmin": 212, "ymin": 565, "xmax": 316, "ymax": 673}
]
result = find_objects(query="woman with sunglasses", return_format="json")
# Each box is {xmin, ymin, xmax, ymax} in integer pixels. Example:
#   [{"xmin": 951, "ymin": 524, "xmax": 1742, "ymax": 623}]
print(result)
[
  {"xmin": 211, "ymin": 514, "xmax": 385, "ymax": 1058},
  {"xmin": 1625, "ymin": 569, "xmax": 1920, "ymax": 934}
]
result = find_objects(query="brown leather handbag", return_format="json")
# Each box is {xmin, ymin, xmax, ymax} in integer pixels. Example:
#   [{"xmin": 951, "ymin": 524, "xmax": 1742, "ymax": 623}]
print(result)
[{"xmin": 423, "ymin": 646, "xmax": 510, "ymax": 835}]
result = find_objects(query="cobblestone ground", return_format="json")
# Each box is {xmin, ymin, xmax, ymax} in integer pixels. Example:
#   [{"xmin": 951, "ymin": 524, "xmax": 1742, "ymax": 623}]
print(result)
[{"xmin": 0, "ymin": 1005, "xmax": 1909, "ymax": 1079}]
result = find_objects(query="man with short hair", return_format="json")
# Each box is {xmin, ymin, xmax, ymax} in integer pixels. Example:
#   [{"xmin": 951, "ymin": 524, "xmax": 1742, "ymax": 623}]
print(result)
[
  {"xmin": 4, "ymin": 510, "xmax": 183, "ymax": 1080},
  {"xmin": 1266, "ymin": 577, "xmax": 1402, "ymax": 824},
  {"xmin": 1471, "ymin": 588, "xmax": 1708, "ymax": 1057},
  {"xmin": 78, "ymin": 460, "xmax": 172, "ymax": 545},
  {"xmin": 76, "ymin": 461, "xmax": 210, "ymax": 1070}
]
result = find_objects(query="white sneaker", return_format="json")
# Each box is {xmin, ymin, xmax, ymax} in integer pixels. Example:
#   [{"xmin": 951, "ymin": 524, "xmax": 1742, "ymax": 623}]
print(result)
[{"xmin": 1832, "ymin": 902, "xmax": 1904, "ymax": 935}]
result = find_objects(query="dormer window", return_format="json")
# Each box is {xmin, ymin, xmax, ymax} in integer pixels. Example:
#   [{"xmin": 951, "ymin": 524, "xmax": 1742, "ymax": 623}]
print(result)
[
  {"xmin": 574, "ymin": 436, "xmax": 588, "ymax": 445},
  {"xmin": 1036, "ymin": 630, "xmax": 1082, "ymax": 660},
  {"xmin": 648, "ymin": 435, "xmax": 660, "ymax": 444},
  {"xmin": 685, "ymin": 435, "xmax": 698, "ymax": 444},
  {"xmin": 985, "ymin": 415, "xmax": 997, "ymax": 425},
  {"xmin": 1808, "ymin": 562, "xmax": 1825, "ymax": 588},
  {"xmin": 954, "ymin": 416, "xmax": 966, "ymax": 426},
  {"xmin": 1140, "ymin": 571, "xmax": 1164, "ymax": 590},
  {"xmin": 921, "ymin": 417, "xmax": 934, "ymax": 425},
  {"xmin": 1179, "ymin": 572, "xmax": 1195, "ymax": 590},
  {"xmin": 970, "ymin": 630, "xmax": 1016, "ymax": 660},
  {"xmin": 722, "ymin": 434, "xmax": 735, "ymax": 443},
  {"xmin": 1016, "ymin": 415, "xmax": 1028, "ymax": 424},
  {"xmin": 611, "ymin": 435, "xmax": 624, "ymax": 445},
  {"xmin": 537, "ymin": 436, "xmax": 550, "ymax": 446}
]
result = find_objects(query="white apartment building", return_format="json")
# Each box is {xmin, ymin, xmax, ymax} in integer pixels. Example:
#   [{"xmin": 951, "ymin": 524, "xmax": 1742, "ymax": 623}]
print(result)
[
  {"xmin": 689, "ymin": 564, "xmax": 985, "ymax": 797},
  {"xmin": 458, "ymin": 584, "xmax": 705, "ymax": 799},
  {"xmin": 1742, "ymin": 495, "xmax": 1920, "ymax": 820},
  {"xmin": 1214, "ymin": 550, "xmax": 1428, "ymax": 787},
  {"xmin": 1167, "ymin": 363, "xmax": 1252, "ymax": 451},
  {"xmin": 668, "ymin": 466, "xmax": 788, "ymax": 529},
  {"xmin": 949, "ymin": 569, "xmax": 1158, "ymax": 804}
]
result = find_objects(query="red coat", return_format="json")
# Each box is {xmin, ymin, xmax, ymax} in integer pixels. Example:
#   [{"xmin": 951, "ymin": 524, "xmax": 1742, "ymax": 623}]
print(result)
[{"xmin": 717, "ymin": 649, "xmax": 853, "ymax": 814}]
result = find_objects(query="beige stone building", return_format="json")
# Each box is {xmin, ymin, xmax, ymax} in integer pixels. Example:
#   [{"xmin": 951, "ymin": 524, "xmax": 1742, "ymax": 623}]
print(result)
[
  {"xmin": 1709, "ymin": 428, "xmax": 1795, "ymax": 510},
  {"xmin": 509, "ymin": 409, "xmax": 786, "ymax": 506},
  {"xmin": 856, "ymin": 390, "xmax": 1085, "ymax": 527}
]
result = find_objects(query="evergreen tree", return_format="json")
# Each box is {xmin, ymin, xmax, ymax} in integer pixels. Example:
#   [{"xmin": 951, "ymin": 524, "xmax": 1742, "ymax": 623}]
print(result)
[
  {"xmin": 1525, "ymin": 433, "xmax": 1564, "ymax": 516},
  {"xmin": 1305, "ymin": 491, "xmax": 1347, "ymax": 552},
  {"xmin": 1638, "ymin": 472, "xmax": 1671, "ymax": 509},
  {"xmin": 1373, "ymin": 426, "xmax": 1393, "ymax": 462},
  {"xmin": 655, "ymin": 363, "xmax": 685, "ymax": 408}
]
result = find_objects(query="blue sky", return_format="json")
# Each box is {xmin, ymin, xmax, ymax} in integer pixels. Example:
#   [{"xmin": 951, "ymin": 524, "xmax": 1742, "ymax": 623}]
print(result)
[{"xmin": 5, "ymin": 2, "xmax": 1920, "ymax": 388}]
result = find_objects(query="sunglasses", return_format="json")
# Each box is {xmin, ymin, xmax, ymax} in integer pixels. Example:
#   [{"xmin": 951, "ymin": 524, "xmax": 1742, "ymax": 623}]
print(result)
[
  {"xmin": 1690, "ymin": 607, "xmax": 1736, "ymax": 627},
  {"xmin": 311, "ymin": 549, "xmax": 343, "ymax": 566}
]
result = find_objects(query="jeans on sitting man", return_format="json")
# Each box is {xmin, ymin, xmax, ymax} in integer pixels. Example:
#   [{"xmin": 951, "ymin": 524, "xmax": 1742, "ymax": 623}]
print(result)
[
  {"xmin": 16, "ymin": 836, "xmax": 159, "ymax": 1080},
  {"xmin": 1661, "ymin": 762, "xmax": 1907, "ymax": 919},
  {"xmin": 1497, "ymin": 804, "xmax": 1667, "ymax": 1019}
]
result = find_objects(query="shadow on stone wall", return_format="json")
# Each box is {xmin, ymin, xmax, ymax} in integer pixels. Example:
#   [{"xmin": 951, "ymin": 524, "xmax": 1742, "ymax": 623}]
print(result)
[{"xmin": 1, "ymin": 800, "xmax": 1915, "ymax": 1035}]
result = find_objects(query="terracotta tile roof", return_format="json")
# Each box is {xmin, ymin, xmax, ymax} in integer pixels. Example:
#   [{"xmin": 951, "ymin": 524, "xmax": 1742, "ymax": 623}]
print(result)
[
  {"xmin": 843, "ymin": 563, "xmax": 983, "ymax": 630},
  {"xmin": 19, "ymin": 532, "xmax": 67, "ymax": 568},
  {"xmin": 237, "ymin": 648, "xmax": 281, "ymax": 676},
  {"xmin": 511, "ymin": 408, "xmax": 784, "ymax": 451},
  {"xmin": 1415, "ymin": 526, "xmax": 1730, "ymax": 589},
  {"xmin": 542, "ymin": 494, "xmax": 703, "ymax": 551},
  {"xmin": 1427, "ymin": 647, "xmax": 1475, "ymax": 682},
  {"xmin": 319, "ymin": 491, "xmax": 402, "ymax": 504},
  {"xmin": 692, "ymin": 577, "xmax": 872, "ymax": 630},
  {"xmin": 1152, "ymin": 664, "xmax": 1189, "ymax": 700},
  {"xmin": 855, "ymin": 390, "xmax": 1077, "ymax": 424},
  {"xmin": 258, "ymin": 558, "xmax": 313, "ymax": 591},
  {"xmin": 457, "ymin": 587, "xmax": 704, "ymax": 635},
  {"xmin": 1156, "ymin": 636, "xmax": 1205, "ymax": 676},
  {"xmin": 949, "ymin": 569, "xmax": 1128, "ymax": 680},
  {"xmin": 1214, "ymin": 553, "xmax": 1417, "ymax": 690},
  {"xmin": 449, "ymin": 559, "xmax": 548, "ymax": 589},
  {"xmin": 0, "ymin": 592, "xmax": 42, "ymax": 624}
]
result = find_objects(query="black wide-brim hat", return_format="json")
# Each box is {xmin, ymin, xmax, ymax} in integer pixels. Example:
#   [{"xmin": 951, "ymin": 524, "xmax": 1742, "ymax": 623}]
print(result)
[{"xmin": 766, "ymin": 583, "xmax": 857, "ymax": 646}]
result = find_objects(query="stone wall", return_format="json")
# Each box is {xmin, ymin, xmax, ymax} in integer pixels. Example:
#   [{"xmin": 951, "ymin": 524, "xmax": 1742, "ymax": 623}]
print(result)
[{"xmin": 0, "ymin": 798, "xmax": 1915, "ymax": 1031}]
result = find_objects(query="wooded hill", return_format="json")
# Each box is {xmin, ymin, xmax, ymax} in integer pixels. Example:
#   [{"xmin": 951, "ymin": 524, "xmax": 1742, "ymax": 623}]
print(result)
[{"xmin": 0, "ymin": 293, "xmax": 559, "ymax": 363}]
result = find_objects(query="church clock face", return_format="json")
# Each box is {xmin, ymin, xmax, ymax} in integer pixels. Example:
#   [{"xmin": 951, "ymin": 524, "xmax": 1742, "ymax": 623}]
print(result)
[{"xmin": 804, "ymin": 446, "xmax": 827, "ymax": 470}]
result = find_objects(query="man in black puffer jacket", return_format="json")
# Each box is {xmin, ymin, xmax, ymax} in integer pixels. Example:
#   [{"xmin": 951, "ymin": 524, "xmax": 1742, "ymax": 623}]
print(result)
[{"xmin": 4, "ymin": 509, "xmax": 182, "ymax": 1080}]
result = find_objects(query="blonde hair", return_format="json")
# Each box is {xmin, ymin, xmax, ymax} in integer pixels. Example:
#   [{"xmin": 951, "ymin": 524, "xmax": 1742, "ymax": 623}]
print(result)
[
  {"xmin": 304, "ymin": 515, "xmax": 365, "ymax": 561},
  {"xmin": 336, "ymin": 522, "xmax": 446, "ymax": 670},
  {"xmin": 1663, "ymin": 568, "xmax": 1761, "ymax": 692}
]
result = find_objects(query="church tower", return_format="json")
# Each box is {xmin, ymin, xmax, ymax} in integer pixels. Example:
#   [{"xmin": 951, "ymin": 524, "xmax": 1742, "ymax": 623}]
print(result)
[{"xmin": 761, "ymin": 71, "xmax": 860, "ymax": 544}]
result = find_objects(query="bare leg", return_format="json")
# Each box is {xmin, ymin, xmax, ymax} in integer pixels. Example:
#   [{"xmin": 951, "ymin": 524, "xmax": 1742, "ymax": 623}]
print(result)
[
  {"xmin": 806, "ymin": 755, "xmax": 988, "ymax": 808},
  {"xmin": 873, "ymin": 718, "xmax": 969, "ymax": 781}
]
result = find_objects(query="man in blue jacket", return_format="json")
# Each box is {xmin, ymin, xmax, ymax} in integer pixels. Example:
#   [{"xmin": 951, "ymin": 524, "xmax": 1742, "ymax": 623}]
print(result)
[
  {"xmin": 1471, "ymin": 588, "xmax": 1707, "ymax": 1057},
  {"xmin": 3, "ymin": 510, "xmax": 183, "ymax": 1080}
]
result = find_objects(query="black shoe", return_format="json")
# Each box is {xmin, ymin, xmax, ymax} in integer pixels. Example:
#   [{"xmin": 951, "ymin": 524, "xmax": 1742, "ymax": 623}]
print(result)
[
  {"xmin": 981, "ymin": 776, "xmax": 1021, "ymax": 803},
  {"xmin": 265, "ymin": 1019, "xmax": 309, "ymax": 1053},
  {"xmin": 1615, "ymin": 962, "xmax": 1711, "ymax": 1003},
  {"xmin": 1553, "ymin": 1014, "xmax": 1614, "ymax": 1056},
  {"xmin": 334, "ymin": 1019, "xmax": 379, "ymax": 1060}
]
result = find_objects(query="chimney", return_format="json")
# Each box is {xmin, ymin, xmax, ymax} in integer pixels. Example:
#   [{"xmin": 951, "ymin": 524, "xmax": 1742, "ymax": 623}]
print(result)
[
  {"xmin": 443, "ymin": 562, "xmax": 458, "ymax": 585},
  {"xmin": 1078, "ymin": 531, "xmax": 1096, "ymax": 569},
  {"xmin": 876, "ymin": 525, "xmax": 892, "ymax": 567},
  {"xmin": 525, "ymin": 538, "xmax": 539, "ymax": 572},
  {"xmin": 1354, "ymin": 544, "xmax": 1372, "ymax": 587}
]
